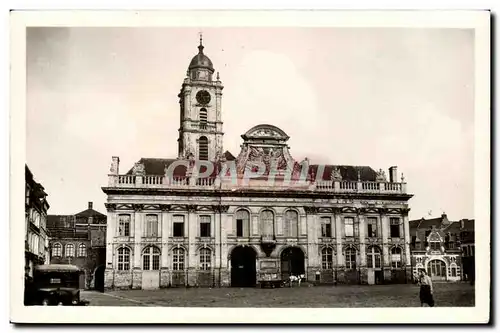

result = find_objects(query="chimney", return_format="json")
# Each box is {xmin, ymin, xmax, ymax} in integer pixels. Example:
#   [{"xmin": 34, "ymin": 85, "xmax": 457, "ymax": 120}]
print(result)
[
  {"xmin": 388, "ymin": 166, "xmax": 398, "ymax": 183},
  {"xmin": 88, "ymin": 201, "xmax": 93, "ymax": 210},
  {"xmin": 110, "ymin": 156, "xmax": 120, "ymax": 175}
]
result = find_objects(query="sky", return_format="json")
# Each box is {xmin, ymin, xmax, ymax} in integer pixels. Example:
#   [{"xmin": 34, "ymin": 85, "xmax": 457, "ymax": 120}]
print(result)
[{"xmin": 26, "ymin": 27, "xmax": 474, "ymax": 220}]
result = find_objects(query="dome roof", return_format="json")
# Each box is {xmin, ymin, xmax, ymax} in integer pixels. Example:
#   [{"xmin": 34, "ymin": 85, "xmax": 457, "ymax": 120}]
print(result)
[{"xmin": 188, "ymin": 39, "xmax": 214, "ymax": 73}]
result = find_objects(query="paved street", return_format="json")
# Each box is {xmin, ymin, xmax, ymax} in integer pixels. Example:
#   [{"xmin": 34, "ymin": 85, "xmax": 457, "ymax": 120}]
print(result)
[{"xmin": 81, "ymin": 282, "xmax": 475, "ymax": 307}]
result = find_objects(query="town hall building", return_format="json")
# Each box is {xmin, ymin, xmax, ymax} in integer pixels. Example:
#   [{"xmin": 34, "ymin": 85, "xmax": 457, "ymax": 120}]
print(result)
[{"xmin": 102, "ymin": 37, "xmax": 413, "ymax": 289}]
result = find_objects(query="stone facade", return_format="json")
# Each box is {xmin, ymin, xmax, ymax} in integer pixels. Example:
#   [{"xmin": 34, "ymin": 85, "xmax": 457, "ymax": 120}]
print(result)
[
  {"xmin": 101, "ymin": 38, "xmax": 413, "ymax": 290},
  {"xmin": 47, "ymin": 202, "xmax": 107, "ymax": 290},
  {"xmin": 409, "ymin": 214, "xmax": 463, "ymax": 282},
  {"xmin": 25, "ymin": 165, "xmax": 50, "ymax": 277}
]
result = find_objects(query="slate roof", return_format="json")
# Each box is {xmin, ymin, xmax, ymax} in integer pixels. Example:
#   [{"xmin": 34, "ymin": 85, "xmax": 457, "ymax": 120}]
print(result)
[
  {"xmin": 75, "ymin": 208, "xmax": 106, "ymax": 218},
  {"xmin": 125, "ymin": 157, "xmax": 378, "ymax": 182}
]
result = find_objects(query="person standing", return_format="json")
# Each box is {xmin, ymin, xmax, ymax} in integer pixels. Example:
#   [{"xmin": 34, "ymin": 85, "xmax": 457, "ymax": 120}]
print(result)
[{"xmin": 418, "ymin": 270, "xmax": 435, "ymax": 307}]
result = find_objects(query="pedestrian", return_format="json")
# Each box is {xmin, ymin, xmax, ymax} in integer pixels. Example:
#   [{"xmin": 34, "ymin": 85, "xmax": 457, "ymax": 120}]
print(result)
[{"xmin": 418, "ymin": 270, "xmax": 435, "ymax": 307}]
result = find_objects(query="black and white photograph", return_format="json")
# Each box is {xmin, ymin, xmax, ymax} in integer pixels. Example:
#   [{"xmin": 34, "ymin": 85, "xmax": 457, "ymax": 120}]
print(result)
[{"xmin": 10, "ymin": 10, "xmax": 490, "ymax": 324}]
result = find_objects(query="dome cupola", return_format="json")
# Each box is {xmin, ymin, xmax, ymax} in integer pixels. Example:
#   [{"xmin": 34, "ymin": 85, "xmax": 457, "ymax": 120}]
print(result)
[{"xmin": 188, "ymin": 35, "xmax": 214, "ymax": 74}]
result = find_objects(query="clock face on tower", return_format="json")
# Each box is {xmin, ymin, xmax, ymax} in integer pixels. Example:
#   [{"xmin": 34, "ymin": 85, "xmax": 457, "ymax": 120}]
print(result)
[{"xmin": 196, "ymin": 90, "xmax": 211, "ymax": 105}]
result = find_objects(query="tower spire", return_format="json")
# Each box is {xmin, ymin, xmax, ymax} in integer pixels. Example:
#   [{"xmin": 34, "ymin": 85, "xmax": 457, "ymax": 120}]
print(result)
[{"xmin": 198, "ymin": 32, "xmax": 204, "ymax": 54}]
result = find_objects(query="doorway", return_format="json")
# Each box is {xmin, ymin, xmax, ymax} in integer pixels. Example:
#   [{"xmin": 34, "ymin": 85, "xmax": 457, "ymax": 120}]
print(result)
[
  {"xmin": 94, "ymin": 265, "xmax": 105, "ymax": 292},
  {"xmin": 280, "ymin": 247, "xmax": 305, "ymax": 280},
  {"xmin": 230, "ymin": 246, "xmax": 257, "ymax": 287},
  {"xmin": 428, "ymin": 259, "xmax": 447, "ymax": 281}
]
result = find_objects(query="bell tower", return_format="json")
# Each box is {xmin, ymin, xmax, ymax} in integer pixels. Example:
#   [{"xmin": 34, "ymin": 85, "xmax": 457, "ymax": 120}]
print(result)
[{"xmin": 177, "ymin": 35, "xmax": 224, "ymax": 161}]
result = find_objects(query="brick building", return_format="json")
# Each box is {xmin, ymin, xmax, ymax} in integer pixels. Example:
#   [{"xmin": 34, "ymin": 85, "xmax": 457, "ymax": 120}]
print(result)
[
  {"xmin": 47, "ymin": 202, "xmax": 107, "ymax": 290},
  {"xmin": 25, "ymin": 165, "xmax": 50, "ymax": 277},
  {"xmin": 409, "ymin": 214, "xmax": 463, "ymax": 282},
  {"xmin": 101, "ymin": 38, "xmax": 413, "ymax": 289},
  {"xmin": 459, "ymin": 219, "xmax": 475, "ymax": 283}
]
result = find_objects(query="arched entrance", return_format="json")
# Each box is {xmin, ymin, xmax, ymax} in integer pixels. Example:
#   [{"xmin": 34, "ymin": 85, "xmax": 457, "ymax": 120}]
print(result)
[
  {"xmin": 230, "ymin": 246, "xmax": 257, "ymax": 287},
  {"xmin": 94, "ymin": 265, "xmax": 105, "ymax": 292},
  {"xmin": 427, "ymin": 259, "xmax": 447, "ymax": 281},
  {"xmin": 280, "ymin": 247, "xmax": 305, "ymax": 280}
]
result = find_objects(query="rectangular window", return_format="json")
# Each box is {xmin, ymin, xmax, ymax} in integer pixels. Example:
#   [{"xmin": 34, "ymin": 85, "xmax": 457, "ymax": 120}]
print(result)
[
  {"xmin": 367, "ymin": 217, "xmax": 377, "ymax": 237},
  {"xmin": 152, "ymin": 255, "xmax": 160, "ymax": 271},
  {"xmin": 344, "ymin": 217, "xmax": 354, "ymax": 237},
  {"xmin": 145, "ymin": 214, "xmax": 159, "ymax": 237},
  {"xmin": 236, "ymin": 219, "xmax": 243, "ymax": 237},
  {"xmin": 390, "ymin": 218, "xmax": 401, "ymax": 238},
  {"xmin": 199, "ymin": 215, "xmax": 211, "ymax": 237},
  {"xmin": 430, "ymin": 242, "xmax": 440, "ymax": 250},
  {"xmin": 118, "ymin": 214, "xmax": 131, "ymax": 236},
  {"xmin": 321, "ymin": 217, "xmax": 332, "ymax": 237},
  {"xmin": 173, "ymin": 215, "xmax": 185, "ymax": 237}
]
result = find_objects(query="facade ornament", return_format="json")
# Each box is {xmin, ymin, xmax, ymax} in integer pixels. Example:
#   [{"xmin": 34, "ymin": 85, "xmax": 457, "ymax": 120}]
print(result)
[
  {"xmin": 357, "ymin": 169, "xmax": 361, "ymax": 181},
  {"xmin": 104, "ymin": 203, "xmax": 116, "ymax": 212},
  {"xmin": 331, "ymin": 167, "xmax": 342, "ymax": 181},
  {"xmin": 216, "ymin": 72, "xmax": 220, "ymax": 81},
  {"xmin": 303, "ymin": 206, "xmax": 318, "ymax": 215},
  {"xmin": 401, "ymin": 173, "xmax": 405, "ymax": 182},
  {"xmin": 159, "ymin": 204, "xmax": 171, "ymax": 212},
  {"xmin": 375, "ymin": 168, "xmax": 387, "ymax": 182},
  {"xmin": 133, "ymin": 204, "xmax": 143, "ymax": 211},
  {"xmin": 132, "ymin": 162, "xmax": 146, "ymax": 176},
  {"xmin": 187, "ymin": 204, "xmax": 198, "ymax": 213}
]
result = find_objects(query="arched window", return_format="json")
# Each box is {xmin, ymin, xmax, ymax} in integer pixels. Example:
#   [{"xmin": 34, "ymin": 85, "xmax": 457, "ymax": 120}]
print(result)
[
  {"xmin": 198, "ymin": 136, "xmax": 208, "ymax": 160},
  {"xmin": 65, "ymin": 243, "xmax": 75, "ymax": 257},
  {"xmin": 145, "ymin": 214, "xmax": 159, "ymax": 237},
  {"xmin": 235, "ymin": 210, "xmax": 250, "ymax": 237},
  {"xmin": 345, "ymin": 248, "xmax": 357, "ymax": 270},
  {"xmin": 200, "ymin": 248, "xmax": 211, "ymax": 270},
  {"xmin": 52, "ymin": 243, "xmax": 62, "ymax": 257},
  {"xmin": 117, "ymin": 247, "xmax": 131, "ymax": 271},
  {"xmin": 77, "ymin": 243, "xmax": 87, "ymax": 257},
  {"xmin": 142, "ymin": 246, "xmax": 160, "ymax": 271},
  {"xmin": 367, "ymin": 246, "xmax": 382, "ymax": 268},
  {"xmin": 199, "ymin": 108, "xmax": 208, "ymax": 129},
  {"xmin": 391, "ymin": 247, "xmax": 402, "ymax": 268},
  {"xmin": 321, "ymin": 247, "xmax": 333, "ymax": 269},
  {"xmin": 173, "ymin": 248, "xmax": 185, "ymax": 271},
  {"xmin": 118, "ymin": 214, "xmax": 131, "ymax": 237},
  {"xmin": 260, "ymin": 210, "xmax": 275, "ymax": 237},
  {"xmin": 284, "ymin": 210, "xmax": 298, "ymax": 238}
]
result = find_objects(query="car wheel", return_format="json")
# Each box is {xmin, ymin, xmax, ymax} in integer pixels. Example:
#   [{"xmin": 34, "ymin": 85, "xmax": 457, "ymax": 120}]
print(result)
[{"xmin": 41, "ymin": 299, "xmax": 50, "ymax": 306}]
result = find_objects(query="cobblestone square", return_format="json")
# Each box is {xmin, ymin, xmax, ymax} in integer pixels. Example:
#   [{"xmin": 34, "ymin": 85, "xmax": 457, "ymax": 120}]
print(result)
[{"xmin": 82, "ymin": 282, "xmax": 475, "ymax": 308}]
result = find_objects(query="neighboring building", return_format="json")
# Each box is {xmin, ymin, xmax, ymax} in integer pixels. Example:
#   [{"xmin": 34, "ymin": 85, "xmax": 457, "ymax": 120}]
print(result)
[
  {"xmin": 47, "ymin": 202, "xmax": 107, "ymax": 290},
  {"xmin": 459, "ymin": 219, "xmax": 475, "ymax": 283},
  {"xmin": 409, "ymin": 214, "xmax": 462, "ymax": 282},
  {"xmin": 101, "ymin": 37, "xmax": 413, "ymax": 290},
  {"xmin": 25, "ymin": 165, "xmax": 50, "ymax": 277}
]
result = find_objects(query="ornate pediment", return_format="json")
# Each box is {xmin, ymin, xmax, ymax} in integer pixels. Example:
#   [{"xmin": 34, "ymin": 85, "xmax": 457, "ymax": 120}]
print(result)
[{"xmin": 242, "ymin": 124, "xmax": 289, "ymax": 141}]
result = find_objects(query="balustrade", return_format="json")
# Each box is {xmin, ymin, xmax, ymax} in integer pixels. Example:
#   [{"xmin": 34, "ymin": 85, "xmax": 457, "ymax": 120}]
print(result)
[{"xmin": 109, "ymin": 174, "xmax": 407, "ymax": 194}]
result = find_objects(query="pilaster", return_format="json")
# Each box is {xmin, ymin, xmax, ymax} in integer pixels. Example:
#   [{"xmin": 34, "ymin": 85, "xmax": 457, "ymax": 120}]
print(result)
[
  {"xmin": 187, "ymin": 205, "xmax": 197, "ymax": 269},
  {"xmin": 133, "ymin": 205, "xmax": 142, "ymax": 269},
  {"xmin": 334, "ymin": 208, "xmax": 344, "ymax": 266}
]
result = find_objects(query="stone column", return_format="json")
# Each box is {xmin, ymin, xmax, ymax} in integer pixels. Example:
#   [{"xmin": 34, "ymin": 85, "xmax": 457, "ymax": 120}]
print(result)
[
  {"xmin": 402, "ymin": 208, "xmax": 412, "ymax": 282},
  {"xmin": 220, "ymin": 206, "xmax": 230, "ymax": 286},
  {"xmin": 251, "ymin": 214, "xmax": 259, "ymax": 236},
  {"xmin": 160, "ymin": 207, "xmax": 170, "ymax": 287},
  {"xmin": 380, "ymin": 208, "xmax": 391, "ymax": 282},
  {"xmin": 104, "ymin": 204, "xmax": 116, "ymax": 289},
  {"xmin": 299, "ymin": 214, "xmax": 307, "ymax": 236},
  {"xmin": 187, "ymin": 205, "xmax": 197, "ymax": 286},
  {"xmin": 276, "ymin": 214, "xmax": 283, "ymax": 236},
  {"xmin": 304, "ymin": 207, "xmax": 318, "ymax": 281},
  {"xmin": 358, "ymin": 209, "xmax": 368, "ymax": 284},
  {"xmin": 132, "ymin": 205, "xmax": 142, "ymax": 289},
  {"xmin": 334, "ymin": 208, "xmax": 344, "ymax": 283}
]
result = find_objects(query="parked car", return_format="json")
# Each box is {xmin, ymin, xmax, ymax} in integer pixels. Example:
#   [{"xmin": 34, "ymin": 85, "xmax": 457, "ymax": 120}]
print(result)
[{"xmin": 24, "ymin": 264, "xmax": 89, "ymax": 306}]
